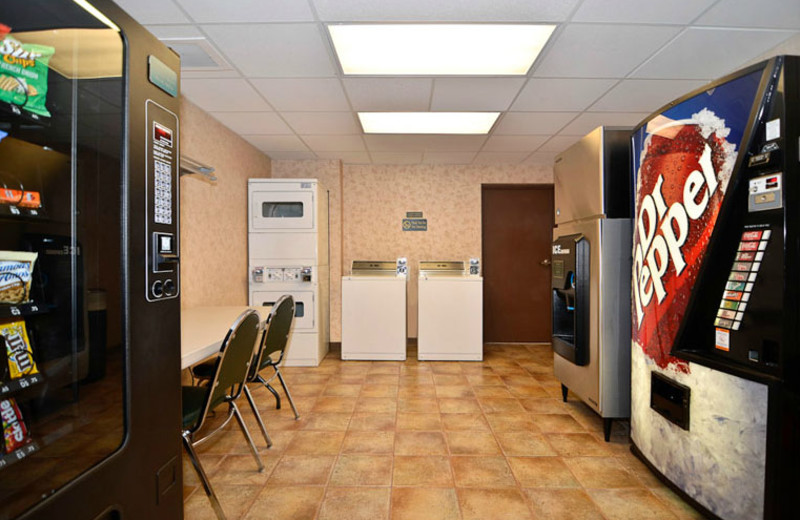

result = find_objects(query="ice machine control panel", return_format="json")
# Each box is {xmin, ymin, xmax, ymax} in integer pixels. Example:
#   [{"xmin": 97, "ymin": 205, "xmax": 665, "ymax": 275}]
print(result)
[{"xmin": 145, "ymin": 100, "xmax": 180, "ymax": 302}]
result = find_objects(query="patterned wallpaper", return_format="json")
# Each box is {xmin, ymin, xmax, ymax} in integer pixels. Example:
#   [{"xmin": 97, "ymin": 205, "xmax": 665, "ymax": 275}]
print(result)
[
  {"xmin": 271, "ymin": 160, "xmax": 343, "ymax": 340},
  {"xmin": 273, "ymin": 160, "xmax": 553, "ymax": 340},
  {"xmin": 179, "ymin": 98, "xmax": 272, "ymax": 308}
]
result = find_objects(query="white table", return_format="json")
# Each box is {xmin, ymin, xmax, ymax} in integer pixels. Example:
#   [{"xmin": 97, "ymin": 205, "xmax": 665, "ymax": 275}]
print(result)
[{"xmin": 180, "ymin": 306, "xmax": 268, "ymax": 369}]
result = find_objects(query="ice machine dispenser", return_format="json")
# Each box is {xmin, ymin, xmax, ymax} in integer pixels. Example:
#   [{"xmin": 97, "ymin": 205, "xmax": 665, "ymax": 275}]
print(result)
[{"xmin": 551, "ymin": 234, "xmax": 590, "ymax": 366}]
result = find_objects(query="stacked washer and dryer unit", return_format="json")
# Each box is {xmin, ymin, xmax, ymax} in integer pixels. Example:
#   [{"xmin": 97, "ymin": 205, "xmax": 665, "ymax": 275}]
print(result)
[{"xmin": 248, "ymin": 179, "xmax": 329, "ymax": 366}]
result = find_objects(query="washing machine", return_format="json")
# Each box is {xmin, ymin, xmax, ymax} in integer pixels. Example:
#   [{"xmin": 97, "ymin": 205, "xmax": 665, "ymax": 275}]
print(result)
[
  {"xmin": 417, "ymin": 260, "xmax": 483, "ymax": 361},
  {"xmin": 341, "ymin": 259, "xmax": 407, "ymax": 360}
]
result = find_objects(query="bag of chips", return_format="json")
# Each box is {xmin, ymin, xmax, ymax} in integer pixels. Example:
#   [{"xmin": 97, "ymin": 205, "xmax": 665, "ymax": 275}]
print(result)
[
  {"xmin": 1, "ymin": 398, "xmax": 31, "ymax": 453},
  {"xmin": 0, "ymin": 29, "xmax": 54, "ymax": 118},
  {"xmin": 1, "ymin": 319, "xmax": 39, "ymax": 379},
  {"xmin": 0, "ymin": 251, "xmax": 37, "ymax": 304}
]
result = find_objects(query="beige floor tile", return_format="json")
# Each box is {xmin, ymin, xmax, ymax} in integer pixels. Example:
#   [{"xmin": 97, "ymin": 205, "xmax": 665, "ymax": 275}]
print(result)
[
  {"xmin": 355, "ymin": 396, "xmax": 398, "ymax": 413},
  {"xmin": 365, "ymin": 374, "xmax": 400, "ymax": 385},
  {"xmin": 348, "ymin": 413, "xmax": 395, "ymax": 431},
  {"xmin": 398, "ymin": 398, "xmax": 437, "ymax": 413},
  {"xmin": 589, "ymin": 488, "xmax": 680, "ymax": 519},
  {"xmin": 457, "ymin": 488, "xmax": 534, "ymax": 520},
  {"xmin": 329, "ymin": 454, "xmax": 393, "ymax": 486},
  {"xmin": 319, "ymin": 487, "xmax": 390, "ymax": 520},
  {"xmin": 532, "ymin": 413, "xmax": 587, "ymax": 433},
  {"xmin": 391, "ymin": 487, "xmax": 460, "ymax": 520},
  {"xmin": 519, "ymin": 398, "xmax": 569, "ymax": 414},
  {"xmin": 478, "ymin": 397, "xmax": 526, "ymax": 414},
  {"xmin": 393, "ymin": 456, "xmax": 453, "ymax": 486},
  {"xmin": 323, "ymin": 383, "xmax": 363, "ymax": 397},
  {"xmin": 650, "ymin": 487, "xmax": 707, "ymax": 520},
  {"xmin": 398, "ymin": 385, "xmax": 437, "ymax": 398},
  {"xmin": 312, "ymin": 396, "xmax": 358, "ymax": 413},
  {"xmin": 341, "ymin": 430, "xmax": 395, "ymax": 454},
  {"xmin": 267, "ymin": 455, "xmax": 336, "ymax": 485},
  {"xmin": 430, "ymin": 363, "xmax": 464, "ymax": 374},
  {"xmin": 507, "ymin": 384, "xmax": 550, "ymax": 398},
  {"xmin": 445, "ymin": 431, "xmax": 501, "ymax": 455},
  {"xmin": 288, "ymin": 383, "xmax": 327, "ymax": 396},
  {"xmin": 210, "ymin": 454, "xmax": 278, "ymax": 486},
  {"xmin": 496, "ymin": 431, "xmax": 557, "ymax": 456},
  {"xmin": 441, "ymin": 413, "xmax": 490, "ymax": 431},
  {"xmin": 563, "ymin": 457, "xmax": 642, "ymax": 489},
  {"xmin": 434, "ymin": 374, "xmax": 469, "ymax": 386},
  {"xmin": 244, "ymin": 485, "xmax": 325, "ymax": 520},
  {"xmin": 484, "ymin": 413, "xmax": 537, "ymax": 433},
  {"xmin": 285, "ymin": 431, "xmax": 346, "ymax": 455},
  {"xmin": 369, "ymin": 363, "xmax": 401, "ymax": 374},
  {"xmin": 465, "ymin": 374, "xmax": 505, "ymax": 386},
  {"xmin": 395, "ymin": 431, "xmax": 448, "ymax": 455},
  {"xmin": 523, "ymin": 488, "xmax": 604, "ymax": 520},
  {"xmin": 396, "ymin": 412, "xmax": 443, "ymax": 431},
  {"xmin": 400, "ymin": 373, "xmax": 435, "ymax": 386},
  {"xmin": 472, "ymin": 386, "xmax": 514, "ymax": 399},
  {"xmin": 438, "ymin": 398, "xmax": 482, "ymax": 414},
  {"xmin": 184, "ymin": 484, "xmax": 260, "ymax": 520},
  {"xmin": 360, "ymin": 384, "xmax": 398, "ymax": 397},
  {"xmin": 450, "ymin": 456, "xmax": 516, "ymax": 488},
  {"xmin": 545, "ymin": 433, "xmax": 613, "ymax": 457},
  {"xmin": 302, "ymin": 413, "xmax": 352, "ymax": 431},
  {"xmin": 508, "ymin": 457, "xmax": 580, "ymax": 488},
  {"xmin": 435, "ymin": 385, "xmax": 475, "ymax": 398}
]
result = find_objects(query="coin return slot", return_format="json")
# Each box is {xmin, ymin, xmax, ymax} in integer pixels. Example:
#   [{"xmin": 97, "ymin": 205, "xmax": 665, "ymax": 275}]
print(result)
[{"xmin": 650, "ymin": 372, "xmax": 690, "ymax": 431}]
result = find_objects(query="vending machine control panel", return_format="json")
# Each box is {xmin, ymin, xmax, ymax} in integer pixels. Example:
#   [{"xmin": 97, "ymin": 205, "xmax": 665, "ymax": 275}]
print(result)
[{"xmin": 145, "ymin": 100, "xmax": 179, "ymax": 301}]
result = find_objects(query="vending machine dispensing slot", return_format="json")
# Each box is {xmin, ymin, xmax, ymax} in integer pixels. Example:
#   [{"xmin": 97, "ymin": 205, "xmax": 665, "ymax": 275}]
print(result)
[{"xmin": 551, "ymin": 233, "xmax": 590, "ymax": 366}]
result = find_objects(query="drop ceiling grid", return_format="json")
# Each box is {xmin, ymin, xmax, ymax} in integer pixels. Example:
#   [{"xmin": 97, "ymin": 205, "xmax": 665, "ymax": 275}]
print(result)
[{"xmin": 115, "ymin": 0, "xmax": 800, "ymax": 164}]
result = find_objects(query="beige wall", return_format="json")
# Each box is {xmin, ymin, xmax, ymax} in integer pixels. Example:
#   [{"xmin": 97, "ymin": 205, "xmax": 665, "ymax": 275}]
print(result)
[
  {"xmin": 273, "ymin": 160, "xmax": 553, "ymax": 340},
  {"xmin": 179, "ymin": 98, "xmax": 271, "ymax": 308}
]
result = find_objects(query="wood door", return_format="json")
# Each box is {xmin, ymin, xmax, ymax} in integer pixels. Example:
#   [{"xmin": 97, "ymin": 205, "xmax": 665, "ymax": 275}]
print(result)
[{"xmin": 482, "ymin": 185, "xmax": 554, "ymax": 342}]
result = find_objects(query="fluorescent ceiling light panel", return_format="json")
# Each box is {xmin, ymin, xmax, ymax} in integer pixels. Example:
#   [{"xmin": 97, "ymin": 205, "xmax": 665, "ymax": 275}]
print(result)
[
  {"xmin": 329, "ymin": 24, "xmax": 556, "ymax": 75},
  {"xmin": 359, "ymin": 112, "xmax": 499, "ymax": 134}
]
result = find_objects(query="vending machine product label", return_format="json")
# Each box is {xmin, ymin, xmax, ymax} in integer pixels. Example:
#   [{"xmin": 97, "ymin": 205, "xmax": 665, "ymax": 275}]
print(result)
[{"xmin": 631, "ymin": 69, "xmax": 762, "ymax": 372}]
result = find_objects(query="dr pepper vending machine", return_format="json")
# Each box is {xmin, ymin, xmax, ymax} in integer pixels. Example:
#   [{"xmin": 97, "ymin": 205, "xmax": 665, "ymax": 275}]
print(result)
[
  {"xmin": 0, "ymin": 1, "xmax": 182, "ymax": 518},
  {"xmin": 630, "ymin": 55, "xmax": 799, "ymax": 520}
]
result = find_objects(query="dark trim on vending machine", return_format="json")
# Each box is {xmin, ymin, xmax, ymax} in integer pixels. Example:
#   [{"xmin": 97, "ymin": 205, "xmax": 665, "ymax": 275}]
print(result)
[{"xmin": 19, "ymin": 1, "xmax": 183, "ymax": 519}]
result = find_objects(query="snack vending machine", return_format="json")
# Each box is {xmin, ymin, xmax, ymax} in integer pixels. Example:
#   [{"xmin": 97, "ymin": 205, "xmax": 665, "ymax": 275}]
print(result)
[
  {"xmin": 630, "ymin": 55, "xmax": 799, "ymax": 520},
  {"xmin": 0, "ymin": 1, "xmax": 183, "ymax": 518}
]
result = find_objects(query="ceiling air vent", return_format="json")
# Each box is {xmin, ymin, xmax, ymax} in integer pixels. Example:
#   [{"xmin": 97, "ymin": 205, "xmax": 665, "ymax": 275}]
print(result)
[{"xmin": 159, "ymin": 37, "xmax": 232, "ymax": 71}]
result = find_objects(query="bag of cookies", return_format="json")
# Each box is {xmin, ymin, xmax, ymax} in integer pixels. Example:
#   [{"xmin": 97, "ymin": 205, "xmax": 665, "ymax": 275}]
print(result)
[
  {"xmin": 1, "ymin": 319, "xmax": 39, "ymax": 379},
  {"xmin": 0, "ymin": 28, "xmax": 54, "ymax": 118},
  {"xmin": 0, "ymin": 251, "xmax": 37, "ymax": 304}
]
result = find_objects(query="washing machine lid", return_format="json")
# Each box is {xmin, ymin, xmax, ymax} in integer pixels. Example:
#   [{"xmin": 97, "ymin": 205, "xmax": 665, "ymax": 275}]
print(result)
[
  {"xmin": 351, "ymin": 260, "xmax": 397, "ymax": 276},
  {"xmin": 419, "ymin": 261, "xmax": 466, "ymax": 277}
]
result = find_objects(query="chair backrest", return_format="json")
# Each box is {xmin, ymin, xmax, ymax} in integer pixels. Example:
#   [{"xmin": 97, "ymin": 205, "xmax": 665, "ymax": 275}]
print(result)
[
  {"xmin": 199, "ymin": 309, "xmax": 261, "ymax": 425},
  {"xmin": 252, "ymin": 295, "xmax": 295, "ymax": 373}
]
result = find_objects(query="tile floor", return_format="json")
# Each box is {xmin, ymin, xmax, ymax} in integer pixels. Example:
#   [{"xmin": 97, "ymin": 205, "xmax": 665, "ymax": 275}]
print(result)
[{"xmin": 182, "ymin": 343, "xmax": 703, "ymax": 519}]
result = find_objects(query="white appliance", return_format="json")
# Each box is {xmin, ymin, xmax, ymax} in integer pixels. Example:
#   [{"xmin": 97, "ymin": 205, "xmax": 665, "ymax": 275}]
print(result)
[
  {"xmin": 248, "ymin": 179, "xmax": 329, "ymax": 366},
  {"xmin": 417, "ymin": 261, "xmax": 483, "ymax": 361},
  {"xmin": 341, "ymin": 259, "xmax": 407, "ymax": 361},
  {"xmin": 551, "ymin": 126, "xmax": 631, "ymax": 440}
]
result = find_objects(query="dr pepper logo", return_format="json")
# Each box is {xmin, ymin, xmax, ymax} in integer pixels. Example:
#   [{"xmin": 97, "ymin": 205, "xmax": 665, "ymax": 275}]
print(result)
[{"xmin": 632, "ymin": 109, "xmax": 737, "ymax": 372}]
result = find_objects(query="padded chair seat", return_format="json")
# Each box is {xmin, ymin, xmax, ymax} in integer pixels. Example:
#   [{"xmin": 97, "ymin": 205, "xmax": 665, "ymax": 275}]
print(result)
[
  {"xmin": 192, "ymin": 359, "xmax": 216, "ymax": 380},
  {"xmin": 182, "ymin": 385, "xmax": 209, "ymax": 430}
]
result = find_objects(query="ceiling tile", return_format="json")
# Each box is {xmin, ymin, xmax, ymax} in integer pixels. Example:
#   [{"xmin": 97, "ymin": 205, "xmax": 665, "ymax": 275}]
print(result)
[
  {"xmin": 422, "ymin": 152, "xmax": 478, "ymax": 164},
  {"xmin": 210, "ymin": 112, "xmax": 292, "ymax": 135},
  {"xmin": 533, "ymin": 24, "xmax": 681, "ymax": 78},
  {"xmin": 281, "ymin": 112, "xmax": 361, "ymax": 134},
  {"xmin": 302, "ymin": 135, "xmax": 366, "ymax": 152},
  {"xmin": 591, "ymin": 79, "xmax": 706, "ymax": 112},
  {"xmin": 523, "ymin": 151, "xmax": 559, "ymax": 165},
  {"xmin": 482, "ymin": 135, "xmax": 549, "ymax": 152},
  {"xmin": 175, "ymin": 0, "xmax": 314, "ymax": 22},
  {"xmin": 181, "ymin": 79, "xmax": 271, "ymax": 111},
  {"xmin": 364, "ymin": 135, "xmax": 487, "ymax": 152},
  {"xmin": 251, "ymin": 79, "xmax": 349, "ymax": 111},
  {"xmin": 243, "ymin": 135, "xmax": 309, "ymax": 152},
  {"xmin": 697, "ymin": 0, "xmax": 800, "ymax": 29},
  {"xmin": 370, "ymin": 152, "xmax": 423, "ymax": 164},
  {"xmin": 511, "ymin": 78, "xmax": 617, "ymax": 111},
  {"xmin": 536, "ymin": 135, "xmax": 583, "ymax": 153},
  {"xmin": 430, "ymin": 78, "xmax": 526, "ymax": 111},
  {"xmin": 112, "ymin": 0, "xmax": 190, "ymax": 24},
  {"xmin": 202, "ymin": 24, "xmax": 336, "ymax": 77},
  {"xmin": 559, "ymin": 112, "xmax": 650, "ymax": 136},
  {"xmin": 312, "ymin": 0, "xmax": 580, "ymax": 22},
  {"xmin": 267, "ymin": 151, "xmax": 319, "ymax": 160},
  {"xmin": 492, "ymin": 112, "xmax": 577, "ymax": 135},
  {"xmin": 632, "ymin": 28, "xmax": 798, "ymax": 79},
  {"xmin": 145, "ymin": 24, "xmax": 203, "ymax": 39},
  {"xmin": 316, "ymin": 151, "xmax": 371, "ymax": 163},
  {"xmin": 180, "ymin": 69, "xmax": 242, "ymax": 80},
  {"xmin": 473, "ymin": 152, "xmax": 529, "ymax": 164},
  {"xmin": 343, "ymin": 78, "xmax": 433, "ymax": 111},
  {"xmin": 573, "ymin": 0, "xmax": 716, "ymax": 24}
]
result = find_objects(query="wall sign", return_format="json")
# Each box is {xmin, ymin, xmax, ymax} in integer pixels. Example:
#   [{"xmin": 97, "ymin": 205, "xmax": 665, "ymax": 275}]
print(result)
[{"xmin": 402, "ymin": 218, "xmax": 427, "ymax": 231}]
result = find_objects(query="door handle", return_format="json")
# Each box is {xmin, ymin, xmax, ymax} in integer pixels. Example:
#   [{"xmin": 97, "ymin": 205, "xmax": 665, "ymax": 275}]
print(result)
[{"xmin": 541, "ymin": 258, "xmax": 551, "ymax": 266}]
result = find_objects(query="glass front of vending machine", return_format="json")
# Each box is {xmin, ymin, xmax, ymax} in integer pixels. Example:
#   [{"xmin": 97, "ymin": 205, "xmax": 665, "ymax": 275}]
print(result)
[{"xmin": 0, "ymin": 2, "xmax": 183, "ymax": 519}]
